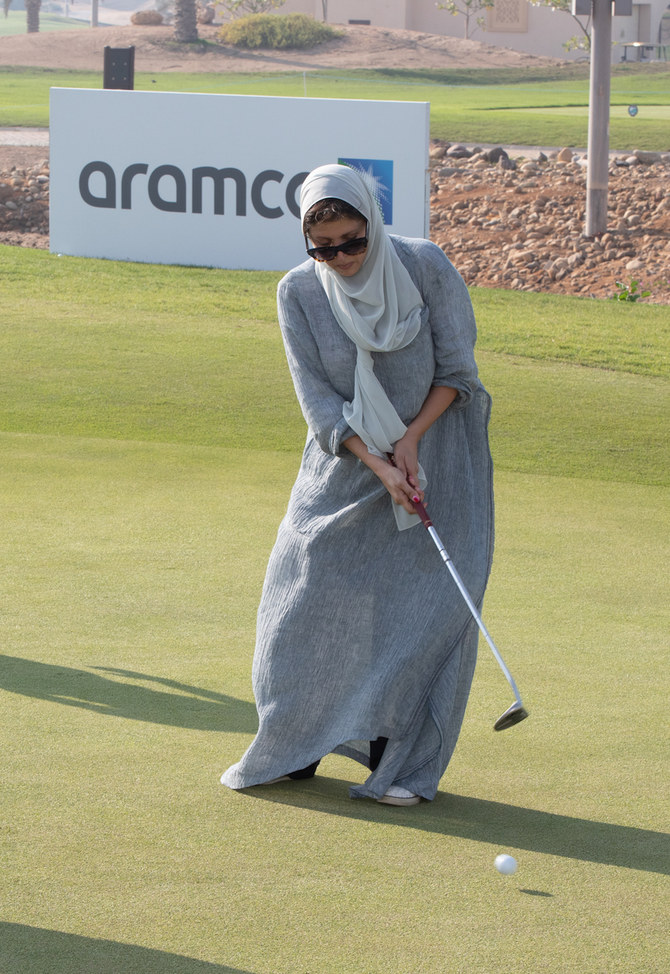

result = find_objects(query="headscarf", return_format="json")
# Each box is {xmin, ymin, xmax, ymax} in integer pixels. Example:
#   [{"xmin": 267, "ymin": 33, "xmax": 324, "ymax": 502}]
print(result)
[{"xmin": 299, "ymin": 164, "xmax": 426, "ymax": 530}]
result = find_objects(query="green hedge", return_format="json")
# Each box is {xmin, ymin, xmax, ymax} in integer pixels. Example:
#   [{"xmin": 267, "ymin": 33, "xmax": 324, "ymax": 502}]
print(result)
[{"xmin": 218, "ymin": 12, "xmax": 341, "ymax": 49}]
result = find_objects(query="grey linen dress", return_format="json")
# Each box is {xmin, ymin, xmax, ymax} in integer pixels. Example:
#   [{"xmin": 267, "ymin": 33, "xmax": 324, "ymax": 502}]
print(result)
[{"xmin": 222, "ymin": 236, "xmax": 494, "ymax": 801}]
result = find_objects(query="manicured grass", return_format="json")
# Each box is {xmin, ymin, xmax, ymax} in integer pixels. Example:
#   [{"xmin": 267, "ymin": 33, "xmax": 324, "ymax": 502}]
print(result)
[
  {"xmin": 0, "ymin": 11, "xmax": 88, "ymax": 36},
  {"xmin": 1, "ymin": 62, "xmax": 668, "ymax": 148},
  {"xmin": 1, "ymin": 247, "xmax": 667, "ymax": 483},
  {"xmin": 1, "ymin": 246, "xmax": 668, "ymax": 972}
]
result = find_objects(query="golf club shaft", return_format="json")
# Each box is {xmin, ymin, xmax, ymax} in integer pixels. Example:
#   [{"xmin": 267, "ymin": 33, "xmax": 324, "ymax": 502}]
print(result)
[
  {"xmin": 413, "ymin": 501, "xmax": 523, "ymax": 704},
  {"xmin": 387, "ymin": 452, "xmax": 524, "ymax": 705}
]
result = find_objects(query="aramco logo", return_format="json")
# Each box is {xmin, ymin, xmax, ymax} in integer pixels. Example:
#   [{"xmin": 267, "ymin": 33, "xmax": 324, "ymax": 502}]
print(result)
[
  {"xmin": 78, "ymin": 158, "xmax": 395, "ymax": 222},
  {"xmin": 78, "ymin": 163, "xmax": 309, "ymax": 218},
  {"xmin": 338, "ymin": 158, "xmax": 393, "ymax": 225}
]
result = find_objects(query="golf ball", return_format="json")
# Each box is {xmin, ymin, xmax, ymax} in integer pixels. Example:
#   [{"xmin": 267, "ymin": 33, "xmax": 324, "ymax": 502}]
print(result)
[{"xmin": 494, "ymin": 854, "xmax": 518, "ymax": 875}]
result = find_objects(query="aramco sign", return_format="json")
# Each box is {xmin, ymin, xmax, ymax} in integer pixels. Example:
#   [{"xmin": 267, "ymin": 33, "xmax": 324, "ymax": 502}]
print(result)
[{"xmin": 50, "ymin": 89, "xmax": 430, "ymax": 271}]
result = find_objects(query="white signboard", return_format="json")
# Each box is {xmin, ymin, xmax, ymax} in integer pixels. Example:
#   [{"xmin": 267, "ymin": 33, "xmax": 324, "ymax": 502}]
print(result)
[{"xmin": 50, "ymin": 89, "xmax": 430, "ymax": 271}]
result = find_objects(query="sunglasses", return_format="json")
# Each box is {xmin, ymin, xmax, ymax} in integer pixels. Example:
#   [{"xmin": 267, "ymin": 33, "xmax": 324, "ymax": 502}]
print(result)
[{"xmin": 305, "ymin": 236, "xmax": 369, "ymax": 262}]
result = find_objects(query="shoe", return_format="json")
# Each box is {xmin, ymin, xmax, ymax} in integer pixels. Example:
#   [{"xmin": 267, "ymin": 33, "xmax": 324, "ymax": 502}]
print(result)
[
  {"xmin": 377, "ymin": 785, "xmax": 422, "ymax": 806},
  {"xmin": 263, "ymin": 775, "xmax": 292, "ymax": 785}
]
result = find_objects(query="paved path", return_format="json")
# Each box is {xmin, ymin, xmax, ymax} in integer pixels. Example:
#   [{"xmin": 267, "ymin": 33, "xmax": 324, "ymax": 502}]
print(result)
[
  {"xmin": 0, "ymin": 128, "xmax": 587, "ymax": 155},
  {"xmin": 0, "ymin": 128, "xmax": 628, "ymax": 161},
  {"xmin": 0, "ymin": 128, "xmax": 50, "ymax": 146}
]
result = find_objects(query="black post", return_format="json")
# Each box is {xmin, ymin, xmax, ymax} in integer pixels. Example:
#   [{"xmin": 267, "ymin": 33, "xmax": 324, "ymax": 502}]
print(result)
[{"xmin": 103, "ymin": 46, "xmax": 135, "ymax": 90}]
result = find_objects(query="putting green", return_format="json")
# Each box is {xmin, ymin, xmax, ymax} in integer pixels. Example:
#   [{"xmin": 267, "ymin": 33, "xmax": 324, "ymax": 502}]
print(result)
[{"xmin": 1, "ymin": 247, "xmax": 668, "ymax": 973}]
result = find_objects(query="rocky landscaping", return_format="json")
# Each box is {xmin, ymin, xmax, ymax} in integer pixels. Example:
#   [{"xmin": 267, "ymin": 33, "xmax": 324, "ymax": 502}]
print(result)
[
  {"xmin": 1, "ymin": 144, "xmax": 669, "ymax": 303},
  {"xmin": 429, "ymin": 142, "xmax": 670, "ymax": 304}
]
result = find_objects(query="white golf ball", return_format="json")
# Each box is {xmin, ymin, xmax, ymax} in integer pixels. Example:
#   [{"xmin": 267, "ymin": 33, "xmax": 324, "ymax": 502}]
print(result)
[{"xmin": 494, "ymin": 853, "xmax": 518, "ymax": 875}]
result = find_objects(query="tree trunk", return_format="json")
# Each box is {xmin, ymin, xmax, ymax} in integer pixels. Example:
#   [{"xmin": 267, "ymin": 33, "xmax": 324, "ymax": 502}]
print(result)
[
  {"xmin": 174, "ymin": 0, "xmax": 198, "ymax": 42},
  {"xmin": 26, "ymin": 0, "xmax": 41, "ymax": 33}
]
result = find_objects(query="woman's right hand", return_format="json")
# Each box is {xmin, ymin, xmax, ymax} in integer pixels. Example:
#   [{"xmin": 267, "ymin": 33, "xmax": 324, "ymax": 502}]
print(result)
[
  {"xmin": 343, "ymin": 434, "xmax": 421, "ymax": 515},
  {"xmin": 376, "ymin": 457, "xmax": 422, "ymax": 516}
]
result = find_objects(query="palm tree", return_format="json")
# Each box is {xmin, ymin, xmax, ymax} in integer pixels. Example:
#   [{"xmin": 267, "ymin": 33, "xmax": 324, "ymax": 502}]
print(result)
[
  {"xmin": 174, "ymin": 0, "xmax": 198, "ymax": 42},
  {"xmin": 3, "ymin": 0, "xmax": 41, "ymax": 32},
  {"xmin": 25, "ymin": 0, "xmax": 41, "ymax": 33}
]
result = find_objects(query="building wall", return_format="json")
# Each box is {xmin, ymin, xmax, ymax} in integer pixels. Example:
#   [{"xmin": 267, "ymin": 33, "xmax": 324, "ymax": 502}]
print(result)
[{"xmin": 278, "ymin": 0, "xmax": 670, "ymax": 63}]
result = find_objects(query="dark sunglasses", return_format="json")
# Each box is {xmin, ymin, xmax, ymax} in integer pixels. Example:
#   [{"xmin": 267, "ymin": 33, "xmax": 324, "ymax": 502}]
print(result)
[{"xmin": 305, "ymin": 236, "xmax": 369, "ymax": 262}]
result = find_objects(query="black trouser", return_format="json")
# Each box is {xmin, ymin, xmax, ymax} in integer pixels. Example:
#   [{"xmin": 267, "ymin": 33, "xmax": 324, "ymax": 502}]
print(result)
[{"xmin": 289, "ymin": 736, "xmax": 389, "ymax": 779}]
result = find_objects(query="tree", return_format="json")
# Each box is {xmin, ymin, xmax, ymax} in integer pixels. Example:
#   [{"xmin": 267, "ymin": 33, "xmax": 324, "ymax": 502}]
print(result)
[
  {"xmin": 530, "ymin": 0, "xmax": 592, "ymax": 52},
  {"xmin": 321, "ymin": 1, "xmax": 328, "ymax": 22},
  {"xmin": 4, "ymin": 0, "xmax": 42, "ymax": 33},
  {"xmin": 25, "ymin": 0, "xmax": 40, "ymax": 32},
  {"xmin": 174, "ymin": 0, "xmax": 199, "ymax": 41},
  {"xmin": 435, "ymin": 0, "xmax": 494, "ymax": 40}
]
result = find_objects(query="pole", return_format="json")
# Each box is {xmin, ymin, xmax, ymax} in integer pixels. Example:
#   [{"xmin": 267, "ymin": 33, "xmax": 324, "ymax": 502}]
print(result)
[
  {"xmin": 91, "ymin": 0, "xmax": 99, "ymax": 27},
  {"xmin": 585, "ymin": 0, "xmax": 612, "ymax": 236}
]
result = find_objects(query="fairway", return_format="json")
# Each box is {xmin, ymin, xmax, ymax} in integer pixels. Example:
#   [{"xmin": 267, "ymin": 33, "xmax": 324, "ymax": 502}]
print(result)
[
  {"xmin": 1, "ymin": 246, "xmax": 669, "ymax": 973},
  {"xmin": 516, "ymin": 103, "xmax": 670, "ymax": 119},
  {"xmin": 1, "ymin": 62, "xmax": 668, "ymax": 149}
]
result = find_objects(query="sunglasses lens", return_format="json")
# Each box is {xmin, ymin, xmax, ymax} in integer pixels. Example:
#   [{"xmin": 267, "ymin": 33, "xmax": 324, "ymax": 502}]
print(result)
[
  {"xmin": 312, "ymin": 247, "xmax": 336, "ymax": 262},
  {"xmin": 342, "ymin": 238, "xmax": 368, "ymax": 256},
  {"xmin": 306, "ymin": 237, "xmax": 368, "ymax": 262}
]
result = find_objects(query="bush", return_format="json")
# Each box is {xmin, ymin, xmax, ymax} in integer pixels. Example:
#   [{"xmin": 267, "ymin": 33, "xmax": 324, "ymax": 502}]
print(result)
[
  {"xmin": 218, "ymin": 13, "xmax": 341, "ymax": 49},
  {"xmin": 130, "ymin": 9, "xmax": 164, "ymax": 25}
]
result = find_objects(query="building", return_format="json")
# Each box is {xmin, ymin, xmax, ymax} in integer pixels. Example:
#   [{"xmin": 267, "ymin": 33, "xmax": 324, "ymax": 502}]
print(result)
[{"xmin": 278, "ymin": 0, "xmax": 670, "ymax": 63}]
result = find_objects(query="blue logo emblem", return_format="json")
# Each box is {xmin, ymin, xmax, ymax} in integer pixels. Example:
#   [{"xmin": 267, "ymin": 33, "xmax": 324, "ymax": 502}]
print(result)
[{"xmin": 338, "ymin": 158, "xmax": 394, "ymax": 225}]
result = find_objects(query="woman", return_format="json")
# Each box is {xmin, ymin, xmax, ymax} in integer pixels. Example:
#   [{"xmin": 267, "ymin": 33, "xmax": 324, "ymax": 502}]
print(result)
[{"xmin": 221, "ymin": 163, "xmax": 493, "ymax": 806}]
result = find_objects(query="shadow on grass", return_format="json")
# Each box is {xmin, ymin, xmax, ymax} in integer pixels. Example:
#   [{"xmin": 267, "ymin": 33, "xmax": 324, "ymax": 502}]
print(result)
[
  {"xmin": 243, "ymin": 776, "xmax": 670, "ymax": 876},
  {"xmin": 0, "ymin": 922, "xmax": 252, "ymax": 974},
  {"xmin": 0, "ymin": 656, "xmax": 257, "ymax": 733}
]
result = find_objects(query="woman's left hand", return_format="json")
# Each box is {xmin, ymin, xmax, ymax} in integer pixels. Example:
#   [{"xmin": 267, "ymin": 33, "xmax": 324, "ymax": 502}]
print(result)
[{"xmin": 391, "ymin": 433, "xmax": 423, "ymax": 502}]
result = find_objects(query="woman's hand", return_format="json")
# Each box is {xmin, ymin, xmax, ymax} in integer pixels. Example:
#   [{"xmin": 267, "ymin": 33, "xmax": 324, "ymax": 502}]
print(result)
[
  {"xmin": 377, "ymin": 458, "xmax": 422, "ymax": 515},
  {"xmin": 390, "ymin": 433, "xmax": 422, "ymax": 499},
  {"xmin": 342, "ymin": 434, "xmax": 421, "ymax": 515}
]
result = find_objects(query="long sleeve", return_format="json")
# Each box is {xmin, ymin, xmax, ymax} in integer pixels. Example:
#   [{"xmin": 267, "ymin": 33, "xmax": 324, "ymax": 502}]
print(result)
[
  {"xmin": 393, "ymin": 237, "xmax": 479, "ymax": 408},
  {"xmin": 277, "ymin": 265, "xmax": 355, "ymax": 456}
]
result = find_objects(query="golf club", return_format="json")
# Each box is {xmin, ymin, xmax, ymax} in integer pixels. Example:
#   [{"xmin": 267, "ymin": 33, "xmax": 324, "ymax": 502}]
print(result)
[{"xmin": 390, "ymin": 457, "xmax": 528, "ymax": 731}]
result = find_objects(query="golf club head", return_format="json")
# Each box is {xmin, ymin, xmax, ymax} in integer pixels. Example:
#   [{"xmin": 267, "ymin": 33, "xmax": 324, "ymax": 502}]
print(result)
[{"xmin": 494, "ymin": 701, "xmax": 529, "ymax": 731}]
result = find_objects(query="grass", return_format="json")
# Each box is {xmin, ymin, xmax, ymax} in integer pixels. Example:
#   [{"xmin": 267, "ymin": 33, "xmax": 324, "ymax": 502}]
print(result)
[
  {"xmin": 0, "ymin": 62, "xmax": 669, "ymax": 149},
  {"xmin": 0, "ymin": 10, "xmax": 88, "ymax": 36},
  {"xmin": 1, "ymin": 248, "xmax": 667, "ymax": 481},
  {"xmin": 0, "ymin": 244, "xmax": 668, "ymax": 972}
]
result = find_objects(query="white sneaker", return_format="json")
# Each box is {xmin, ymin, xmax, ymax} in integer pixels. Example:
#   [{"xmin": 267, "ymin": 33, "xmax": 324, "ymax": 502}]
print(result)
[{"xmin": 377, "ymin": 785, "xmax": 422, "ymax": 806}]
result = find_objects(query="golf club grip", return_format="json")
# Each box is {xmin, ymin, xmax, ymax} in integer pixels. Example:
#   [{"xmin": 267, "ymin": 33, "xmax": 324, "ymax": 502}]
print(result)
[
  {"xmin": 411, "ymin": 498, "xmax": 433, "ymax": 528},
  {"xmin": 386, "ymin": 452, "xmax": 433, "ymax": 526}
]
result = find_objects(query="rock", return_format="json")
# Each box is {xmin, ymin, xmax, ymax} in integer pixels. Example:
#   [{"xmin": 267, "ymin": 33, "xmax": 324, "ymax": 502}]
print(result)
[
  {"xmin": 485, "ymin": 147, "xmax": 508, "ymax": 164},
  {"xmin": 498, "ymin": 155, "xmax": 516, "ymax": 171},
  {"xmin": 197, "ymin": 3, "xmax": 215, "ymax": 24},
  {"xmin": 446, "ymin": 144, "xmax": 472, "ymax": 159},
  {"xmin": 634, "ymin": 150, "xmax": 662, "ymax": 165},
  {"xmin": 625, "ymin": 258, "xmax": 644, "ymax": 271},
  {"xmin": 557, "ymin": 147, "xmax": 574, "ymax": 162}
]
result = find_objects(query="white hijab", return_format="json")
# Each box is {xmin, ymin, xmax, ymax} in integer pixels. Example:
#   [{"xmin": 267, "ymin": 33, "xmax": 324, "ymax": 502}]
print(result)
[{"xmin": 300, "ymin": 164, "xmax": 426, "ymax": 530}]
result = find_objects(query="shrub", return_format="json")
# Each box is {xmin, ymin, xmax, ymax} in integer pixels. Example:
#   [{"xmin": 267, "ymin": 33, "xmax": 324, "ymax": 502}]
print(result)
[
  {"xmin": 130, "ymin": 9, "xmax": 164, "ymax": 25},
  {"xmin": 218, "ymin": 12, "xmax": 341, "ymax": 49}
]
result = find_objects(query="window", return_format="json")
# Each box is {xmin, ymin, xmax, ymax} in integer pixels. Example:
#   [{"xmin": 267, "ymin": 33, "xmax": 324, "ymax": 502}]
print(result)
[{"xmin": 487, "ymin": 0, "xmax": 529, "ymax": 32}]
